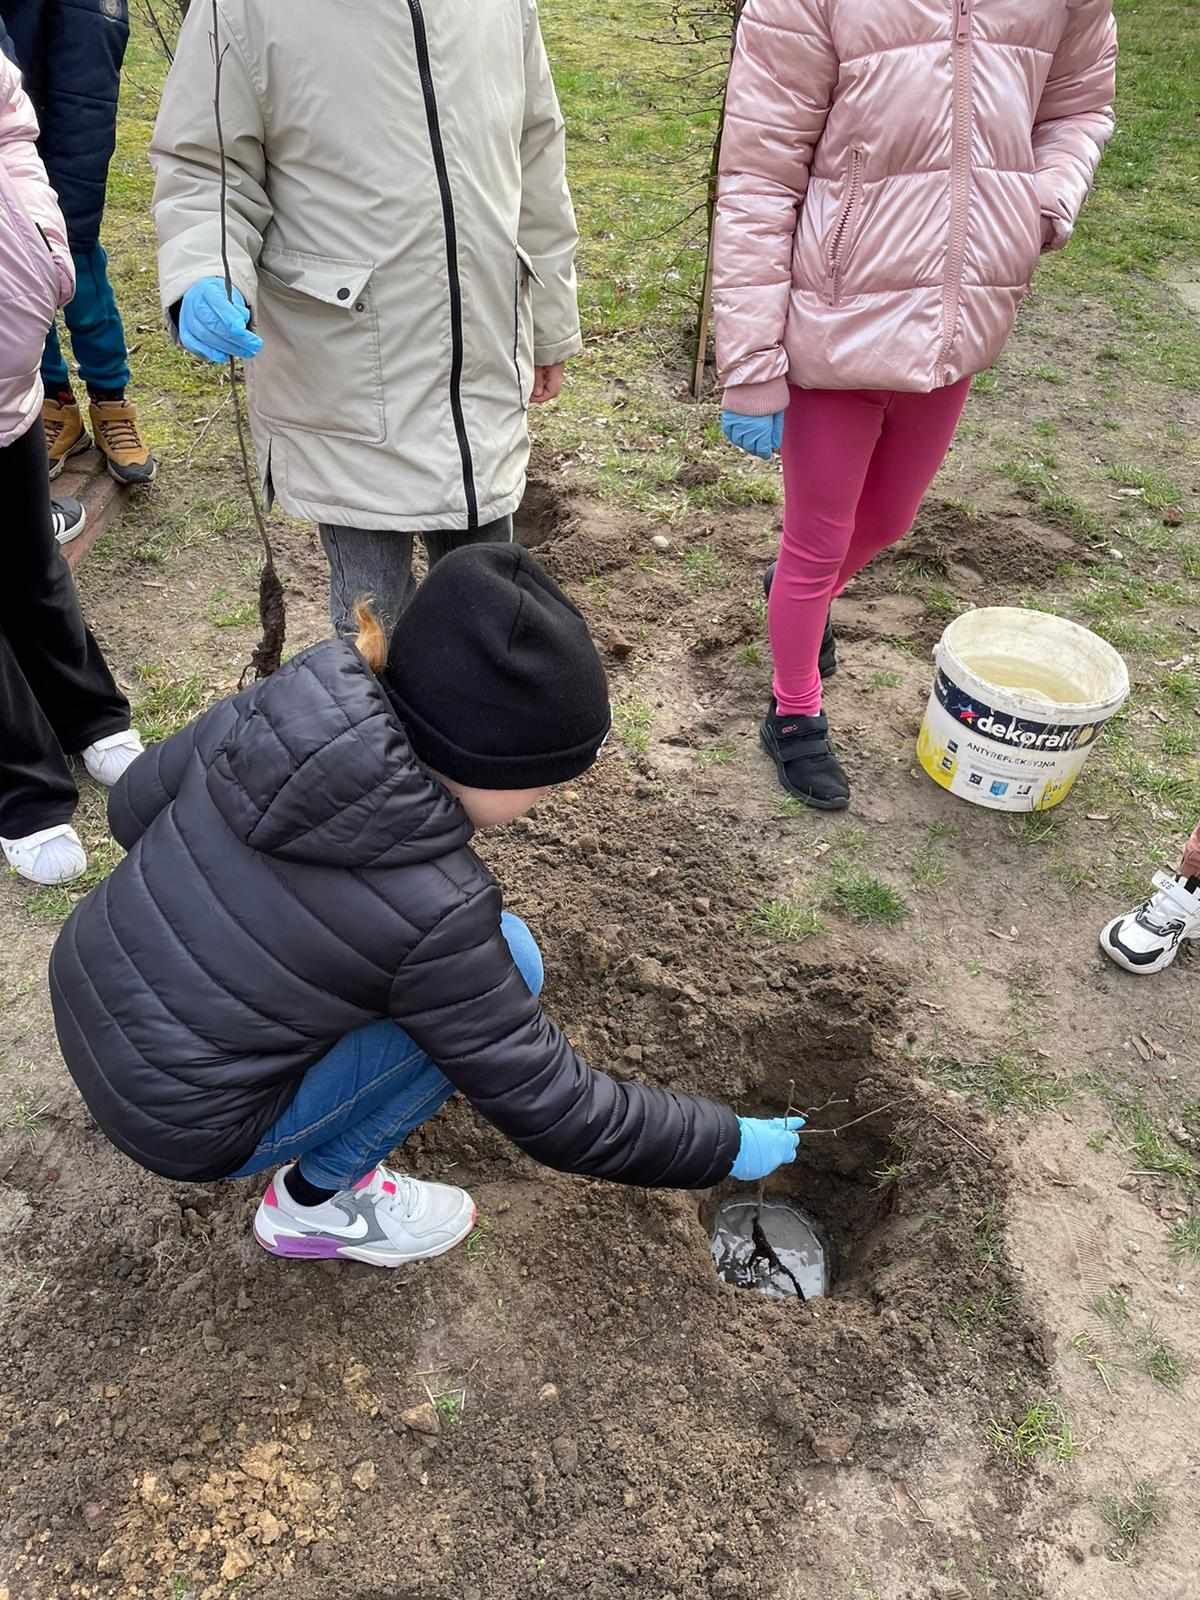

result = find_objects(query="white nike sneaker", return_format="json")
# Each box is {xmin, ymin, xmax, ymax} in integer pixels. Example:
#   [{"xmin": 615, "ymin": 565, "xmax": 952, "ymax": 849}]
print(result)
[
  {"xmin": 1, "ymin": 824, "xmax": 87, "ymax": 885},
  {"xmin": 81, "ymin": 729, "xmax": 144, "ymax": 787},
  {"xmin": 253, "ymin": 1162, "xmax": 476, "ymax": 1268},
  {"xmin": 1100, "ymin": 871, "xmax": 1200, "ymax": 975}
]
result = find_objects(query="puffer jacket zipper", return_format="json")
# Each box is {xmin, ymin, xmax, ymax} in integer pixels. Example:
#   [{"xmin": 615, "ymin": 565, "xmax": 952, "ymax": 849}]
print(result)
[
  {"xmin": 406, "ymin": 0, "xmax": 479, "ymax": 527},
  {"xmin": 937, "ymin": 0, "xmax": 974, "ymax": 385},
  {"xmin": 825, "ymin": 147, "xmax": 865, "ymax": 306}
]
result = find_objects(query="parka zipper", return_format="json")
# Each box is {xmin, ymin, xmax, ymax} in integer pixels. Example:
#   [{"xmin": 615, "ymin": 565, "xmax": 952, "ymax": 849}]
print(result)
[
  {"xmin": 825, "ymin": 147, "xmax": 865, "ymax": 306},
  {"xmin": 406, "ymin": 0, "xmax": 479, "ymax": 527},
  {"xmin": 936, "ymin": 0, "xmax": 974, "ymax": 385}
]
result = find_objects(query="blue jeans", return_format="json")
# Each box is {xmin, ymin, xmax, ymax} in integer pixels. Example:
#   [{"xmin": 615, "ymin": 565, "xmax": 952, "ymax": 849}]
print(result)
[
  {"xmin": 229, "ymin": 912, "xmax": 544, "ymax": 1190},
  {"xmin": 42, "ymin": 243, "xmax": 131, "ymax": 395}
]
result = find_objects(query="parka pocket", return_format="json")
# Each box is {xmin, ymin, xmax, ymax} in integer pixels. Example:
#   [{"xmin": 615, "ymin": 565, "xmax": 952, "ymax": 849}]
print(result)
[
  {"xmin": 824, "ymin": 148, "xmax": 866, "ymax": 307},
  {"xmin": 513, "ymin": 246, "xmax": 542, "ymax": 409},
  {"xmin": 254, "ymin": 250, "xmax": 386, "ymax": 444}
]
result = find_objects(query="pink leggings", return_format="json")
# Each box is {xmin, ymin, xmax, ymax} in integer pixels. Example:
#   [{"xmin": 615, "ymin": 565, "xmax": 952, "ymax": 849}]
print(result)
[{"xmin": 770, "ymin": 381, "xmax": 971, "ymax": 716}]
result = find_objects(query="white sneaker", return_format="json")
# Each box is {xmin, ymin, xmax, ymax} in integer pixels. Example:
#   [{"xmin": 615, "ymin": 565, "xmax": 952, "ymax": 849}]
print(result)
[
  {"xmin": 253, "ymin": 1162, "xmax": 476, "ymax": 1268},
  {"xmin": 1100, "ymin": 871, "xmax": 1200, "ymax": 975},
  {"xmin": 81, "ymin": 729, "xmax": 144, "ymax": 787},
  {"xmin": 1, "ymin": 824, "xmax": 87, "ymax": 885}
]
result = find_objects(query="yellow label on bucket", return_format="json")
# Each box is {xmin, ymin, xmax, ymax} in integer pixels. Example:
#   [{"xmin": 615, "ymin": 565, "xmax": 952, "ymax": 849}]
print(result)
[{"xmin": 916, "ymin": 723, "xmax": 957, "ymax": 791}]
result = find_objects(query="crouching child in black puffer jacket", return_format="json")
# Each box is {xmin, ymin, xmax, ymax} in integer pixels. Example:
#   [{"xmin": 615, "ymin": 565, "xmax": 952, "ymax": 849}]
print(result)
[{"xmin": 49, "ymin": 547, "xmax": 802, "ymax": 1268}]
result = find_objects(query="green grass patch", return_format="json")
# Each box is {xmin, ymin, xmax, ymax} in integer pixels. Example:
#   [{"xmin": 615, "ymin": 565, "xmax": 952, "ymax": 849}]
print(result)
[
  {"xmin": 934, "ymin": 1051, "xmax": 1071, "ymax": 1115},
  {"xmin": 909, "ymin": 842, "xmax": 949, "ymax": 892},
  {"xmin": 207, "ymin": 588, "xmax": 258, "ymax": 629},
  {"xmin": 133, "ymin": 665, "xmax": 208, "ymax": 742},
  {"xmin": 432, "ymin": 1388, "xmax": 466, "ymax": 1427},
  {"xmin": 1109, "ymin": 464, "xmax": 1183, "ymax": 512},
  {"xmin": 1124, "ymin": 1106, "xmax": 1198, "ymax": 1184},
  {"xmin": 824, "ymin": 869, "xmax": 910, "ymax": 928},
  {"xmin": 464, "ymin": 1219, "xmax": 497, "ymax": 1264},
  {"xmin": 0, "ymin": 1090, "xmax": 50, "ymax": 1139},
  {"xmin": 1090, "ymin": 1285, "xmax": 1132, "ymax": 1335},
  {"xmin": 744, "ymin": 899, "xmax": 825, "ymax": 944},
  {"xmin": 694, "ymin": 743, "xmax": 735, "ymax": 769},
  {"xmin": 988, "ymin": 1401, "xmax": 1077, "ymax": 1468},
  {"xmin": 612, "ymin": 697, "xmax": 654, "ymax": 755},
  {"xmin": 1168, "ymin": 1217, "xmax": 1200, "ymax": 1265},
  {"xmin": 1137, "ymin": 1327, "xmax": 1188, "ymax": 1391},
  {"xmin": 1100, "ymin": 1480, "xmax": 1167, "ymax": 1563},
  {"xmin": 1035, "ymin": 0, "xmax": 1200, "ymax": 391},
  {"xmin": 949, "ymin": 1289, "xmax": 1014, "ymax": 1343},
  {"xmin": 680, "ymin": 543, "xmax": 729, "ymax": 591},
  {"xmin": 23, "ymin": 835, "xmax": 124, "ymax": 926}
]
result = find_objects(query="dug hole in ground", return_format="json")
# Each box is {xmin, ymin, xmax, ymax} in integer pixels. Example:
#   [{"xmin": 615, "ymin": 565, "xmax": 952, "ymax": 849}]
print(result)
[
  {"xmin": 2, "ymin": 5, "xmax": 1200, "ymax": 1598},
  {"xmin": 1, "ymin": 477, "xmax": 1196, "ymax": 1600}
]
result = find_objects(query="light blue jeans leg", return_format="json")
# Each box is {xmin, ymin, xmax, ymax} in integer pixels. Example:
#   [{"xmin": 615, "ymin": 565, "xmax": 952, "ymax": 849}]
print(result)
[{"xmin": 229, "ymin": 911, "xmax": 544, "ymax": 1189}]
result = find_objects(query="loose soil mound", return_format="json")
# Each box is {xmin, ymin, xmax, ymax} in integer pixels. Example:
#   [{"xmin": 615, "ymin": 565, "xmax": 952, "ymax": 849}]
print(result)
[{"xmin": 0, "ymin": 749, "xmax": 1044, "ymax": 1600}]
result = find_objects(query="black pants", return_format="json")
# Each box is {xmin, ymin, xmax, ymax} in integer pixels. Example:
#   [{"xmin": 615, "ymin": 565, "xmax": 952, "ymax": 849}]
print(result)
[{"xmin": 0, "ymin": 423, "xmax": 129, "ymax": 839}]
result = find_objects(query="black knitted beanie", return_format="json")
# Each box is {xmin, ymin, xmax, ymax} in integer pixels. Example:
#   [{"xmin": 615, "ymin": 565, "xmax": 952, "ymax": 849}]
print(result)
[{"xmin": 382, "ymin": 543, "xmax": 612, "ymax": 789}]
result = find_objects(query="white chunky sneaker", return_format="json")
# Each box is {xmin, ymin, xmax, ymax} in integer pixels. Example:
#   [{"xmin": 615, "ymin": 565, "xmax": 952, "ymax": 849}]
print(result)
[
  {"xmin": 81, "ymin": 729, "xmax": 144, "ymax": 787},
  {"xmin": 253, "ymin": 1162, "xmax": 476, "ymax": 1268},
  {"xmin": 1, "ymin": 824, "xmax": 87, "ymax": 885},
  {"xmin": 1100, "ymin": 871, "xmax": 1200, "ymax": 975}
]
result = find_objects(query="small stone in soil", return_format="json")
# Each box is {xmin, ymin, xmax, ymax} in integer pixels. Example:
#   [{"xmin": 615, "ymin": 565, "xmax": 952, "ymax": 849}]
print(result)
[
  {"xmin": 221, "ymin": 1543, "xmax": 252, "ymax": 1582},
  {"xmin": 551, "ymin": 1435, "xmax": 579, "ymax": 1474},
  {"xmin": 400, "ymin": 1402, "xmax": 441, "ymax": 1437},
  {"xmin": 809, "ymin": 1432, "xmax": 856, "ymax": 1464},
  {"xmin": 650, "ymin": 534, "xmax": 672, "ymax": 553},
  {"xmin": 538, "ymin": 1383, "xmax": 560, "ymax": 1404},
  {"xmin": 351, "ymin": 1460, "xmax": 377, "ymax": 1492}
]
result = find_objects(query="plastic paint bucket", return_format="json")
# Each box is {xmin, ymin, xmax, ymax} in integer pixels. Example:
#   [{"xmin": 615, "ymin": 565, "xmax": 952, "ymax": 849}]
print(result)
[{"xmin": 916, "ymin": 607, "xmax": 1129, "ymax": 813}]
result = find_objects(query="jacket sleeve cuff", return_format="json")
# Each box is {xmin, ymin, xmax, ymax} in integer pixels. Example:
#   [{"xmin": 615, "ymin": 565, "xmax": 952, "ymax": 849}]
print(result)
[
  {"xmin": 533, "ymin": 329, "xmax": 582, "ymax": 366},
  {"xmin": 158, "ymin": 236, "xmax": 259, "ymax": 346},
  {"xmin": 722, "ymin": 377, "xmax": 790, "ymax": 417},
  {"xmin": 1040, "ymin": 210, "xmax": 1073, "ymax": 253}
]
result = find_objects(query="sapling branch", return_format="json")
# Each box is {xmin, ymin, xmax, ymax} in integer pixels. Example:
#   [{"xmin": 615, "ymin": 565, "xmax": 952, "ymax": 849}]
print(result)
[
  {"xmin": 210, "ymin": 0, "xmax": 285, "ymax": 682},
  {"xmin": 139, "ymin": 0, "xmax": 176, "ymax": 63},
  {"xmin": 796, "ymin": 1102, "xmax": 903, "ymax": 1138}
]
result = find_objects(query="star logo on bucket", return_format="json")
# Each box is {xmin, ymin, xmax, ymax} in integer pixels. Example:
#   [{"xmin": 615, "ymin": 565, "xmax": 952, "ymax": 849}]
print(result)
[{"xmin": 957, "ymin": 704, "xmax": 980, "ymax": 724}]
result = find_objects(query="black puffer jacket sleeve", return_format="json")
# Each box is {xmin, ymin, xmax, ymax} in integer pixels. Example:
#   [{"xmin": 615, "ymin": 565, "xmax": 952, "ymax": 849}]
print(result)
[
  {"xmin": 389, "ymin": 880, "xmax": 740, "ymax": 1189},
  {"xmin": 108, "ymin": 699, "xmax": 240, "ymax": 850}
]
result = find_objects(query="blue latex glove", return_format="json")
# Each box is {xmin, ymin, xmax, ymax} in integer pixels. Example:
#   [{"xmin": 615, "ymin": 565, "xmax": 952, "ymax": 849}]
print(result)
[
  {"xmin": 730, "ymin": 1115, "xmax": 806, "ymax": 1181},
  {"xmin": 721, "ymin": 409, "xmax": 785, "ymax": 462},
  {"xmin": 179, "ymin": 278, "xmax": 263, "ymax": 364}
]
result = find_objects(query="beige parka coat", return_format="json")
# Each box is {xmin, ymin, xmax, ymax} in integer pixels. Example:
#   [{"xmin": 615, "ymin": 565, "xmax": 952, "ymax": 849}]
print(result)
[{"xmin": 151, "ymin": 0, "xmax": 581, "ymax": 532}]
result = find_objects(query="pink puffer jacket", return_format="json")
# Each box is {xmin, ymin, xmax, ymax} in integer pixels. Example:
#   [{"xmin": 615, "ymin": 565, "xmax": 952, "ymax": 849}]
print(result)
[
  {"xmin": 0, "ymin": 54, "xmax": 75, "ymax": 447},
  {"xmin": 714, "ymin": 0, "xmax": 1116, "ymax": 413}
]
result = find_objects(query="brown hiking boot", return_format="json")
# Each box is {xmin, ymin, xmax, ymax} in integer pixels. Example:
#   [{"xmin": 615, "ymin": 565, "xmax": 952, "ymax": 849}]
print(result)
[
  {"xmin": 43, "ymin": 397, "xmax": 91, "ymax": 480},
  {"xmin": 89, "ymin": 398, "xmax": 158, "ymax": 486}
]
